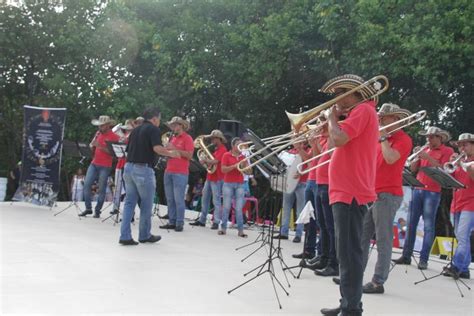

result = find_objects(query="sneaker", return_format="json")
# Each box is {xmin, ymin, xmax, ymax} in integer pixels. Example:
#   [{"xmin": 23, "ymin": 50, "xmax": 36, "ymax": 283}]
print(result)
[
  {"xmin": 362, "ymin": 282, "xmax": 384, "ymax": 294},
  {"xmin": 119, "ymin": 239, "xmax": 139, "ymax": 246},
  {"xmin": 293, "ymin": 236, "xmax": 301, "ymax": 243},
  {"xmin": 189, "ymin": 220, "xmax": 205, "ymax": 227},
  {"xmin": 79, "ymin": 209, "xmax": 93, "ymax": 217},
  {"xmin": 210, "ymin": 223, "xmax": 219, "ymax": 230},
  {"xmin": 139, "ymin": 235, "xmax": 162, "ymax": 243},
  {"xmin": 175, "ymin": 225, "xmax": 184, "ymax": 232},
  {"xmin": 392, "ymin": 256, "xmax": 411, "ymax": 265},
  {"xmin": 418, "ymin": 261, "xmax": 428, "ymax": 270}
]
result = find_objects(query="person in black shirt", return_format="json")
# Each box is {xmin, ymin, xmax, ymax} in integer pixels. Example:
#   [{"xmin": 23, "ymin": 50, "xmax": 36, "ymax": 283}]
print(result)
[{"xmin": 119, "ymin": 108, "xmax": 179, "ymax": 245}]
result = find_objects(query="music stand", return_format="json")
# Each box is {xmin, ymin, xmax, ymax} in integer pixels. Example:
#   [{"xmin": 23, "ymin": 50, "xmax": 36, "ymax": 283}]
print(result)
[
  {"xmin": 101, "ymin": 142, "xmax": 127, "ymax": 223},
  {"xmin": 228, "ymin": 129, "xmax": 294, "ymax": 309},
  {"xmin": 54, "ymin": 140, "xmax": 87, "ymax": 218},
  {"xmin": 413, "ymin": 167, "xmax": 469, "ymax": 297}
]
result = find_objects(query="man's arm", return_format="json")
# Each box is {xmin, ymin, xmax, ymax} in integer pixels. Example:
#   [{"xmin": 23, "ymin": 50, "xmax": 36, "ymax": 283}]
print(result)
[
  {"xmin": 327, "ymin": 106, "xmax": 349, "ymax": 147},
  {"xmin": 153, "ymin": 145, "xmax": 179, "ymax": 158}
]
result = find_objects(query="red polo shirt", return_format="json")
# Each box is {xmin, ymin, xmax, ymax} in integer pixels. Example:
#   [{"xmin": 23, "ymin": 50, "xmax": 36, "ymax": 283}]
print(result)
[
  {"xmin": 451, "ymin": 157, "xmax": 474, "ymax": 212},
  {"xmin": 329, "ymin": 101, "xmax": 378, "ymax": 205},
  {"xmin": 375, "ymin": 130, "xmax": 413, "ymax": 196},
  {"xmin": 92, "ymin": 130, "xmax": 120, "ymax": 168},
  {"xmin": 416, "ymin": 144, "xmax": 454, "ymax": 192},
  {"xmin": 165, "ymin": 132, "xmax": 194, "ymax": 175},
  {"xmin": 221, "ymin": 151, "xmax": 245, "ymax": 183},
  {"xmin": 316, "ymin": 137, "xmax": 330, "ymax": 185},
  {"xmin": 207, "ymin": 144, "xmax": 227, "ymax": 182}
]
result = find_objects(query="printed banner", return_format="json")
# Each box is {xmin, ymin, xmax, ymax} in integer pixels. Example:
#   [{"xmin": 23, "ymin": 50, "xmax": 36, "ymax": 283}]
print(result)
[{"xmin": 13, "ymin": 105, "xmax": 67, "ymax": 207}]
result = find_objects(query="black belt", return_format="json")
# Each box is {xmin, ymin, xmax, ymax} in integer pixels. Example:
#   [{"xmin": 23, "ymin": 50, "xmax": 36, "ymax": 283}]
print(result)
[{"xmin": 129, "ymin": 162, "xmax": 153, "ymax": 168}]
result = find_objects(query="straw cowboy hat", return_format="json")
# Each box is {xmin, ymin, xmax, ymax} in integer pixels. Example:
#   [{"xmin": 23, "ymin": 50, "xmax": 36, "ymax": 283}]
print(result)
[
  {"xmin": 167, "ymin": 116, "xmax": 190, "ymax": 131},
  {"xmin": 205, "ymin": 129, "xmax": 227, "ymax": 143},
  {"xmin": 119, "ymin": 119, "xmax": 134, "ymax": 131},
  {"xmin": 452, "ymin": 133, "xmax": 474, "ymax": 146},
  {"xmin": 419, "ymin": 126, "xmax": 451, "ymax": 143},
  {"xmin": 320, "ymin": 74, "xmax": 381, "ymax": 104},
  {"xmin": 91, "ymin": 115, "xmax": 116, "ymax": 126},
  {"xmin": 378, "ymin": 103, "xmax": 412, "ymax": 120}
]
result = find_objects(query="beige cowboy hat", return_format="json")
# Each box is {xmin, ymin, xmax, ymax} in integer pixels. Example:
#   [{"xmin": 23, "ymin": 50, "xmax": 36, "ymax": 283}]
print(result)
[
  {"xmin": 167, "ymin": 116, "xmax": 190, "ymax": 131},
  {"xmin": 419, "ymin": 126, "xmax": 451, "ymax": 143},
  {"xmin": 320, "ymin": 74, "xmax": 380, "ymax": 104},
  {"xmin": 452, "ymin": 133, "xmax": 474, "ymax": 146},
  {"xmin": 204, "ymin": 129, "xmax": 227, "ymax": 143},
  {"xmin": 120, "ymin": 119, "xmax": 134, "ymax": 131},
  {"xmin": 91, "ymin": 115, "xmax": 116, "ymax": 126},
  {"xmin": 378, "ymin": 103, "xmax": 412, "ymax": 120}
]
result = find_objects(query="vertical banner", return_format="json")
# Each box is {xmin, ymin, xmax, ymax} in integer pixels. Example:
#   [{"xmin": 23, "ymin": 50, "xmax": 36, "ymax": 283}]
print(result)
[{"xmin": 13, "ymin": 106, "xmax": 67, "ymax": 207}]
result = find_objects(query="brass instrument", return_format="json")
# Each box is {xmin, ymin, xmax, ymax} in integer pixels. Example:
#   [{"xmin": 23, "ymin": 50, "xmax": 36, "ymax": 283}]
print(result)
[
  {"xmin": 161, "ymin": 132, "xmax": 172, "ymax": 147},
  {"xmin": 194, "ymin": 135, "xmax": 217, "ymax": 174},
  {"xmin": 237, "ymin": 76, "xmax": 388, "ymax": 173},
  {"xmin": 405, "ymin": 144, "xmax": 429, "ymax": 167},
  {"xmin": 444, "ymin": 153, "xmax": 469, "ymax": 173},
  {"xmin": 297, "ymin": 110, "xmax": 428, "ymax": 174}
]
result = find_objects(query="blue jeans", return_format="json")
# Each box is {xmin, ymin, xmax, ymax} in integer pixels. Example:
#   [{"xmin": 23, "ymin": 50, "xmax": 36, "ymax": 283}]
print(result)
[
  {"xmin": 222, "ymin": 182, "xmax": 245, "ymax": 231},
  {"xmin": 164, "ymin": 172, "xmax": 188, "ymax": 227},
  {"xmin": 120, "ymin": 163, "xmax": 156, "ymax": 241},
  {"xmin": 402, "ymin": 189, "xmax": 441, "ymax": 263},
  {"xmin": 280, "ymin": 182, "xmax": 306, "ymax": 237},
  {"xmin": 316, "ymin": 184, "xmax": 337, "ymax": 267},
  {"xmin": 83, "ymin": 163, "xmax": 112, "ymax": 213},
  {"xmin": 304, "ymin": 180, "xmax": 319, "ymax": 256},
  {"xmin": 451, "ymin": 211, "xmax": 474, "ymax": 273},
  {"xmin": 198, "ymin": 180, "xmax": 223, "ymax": 225}
]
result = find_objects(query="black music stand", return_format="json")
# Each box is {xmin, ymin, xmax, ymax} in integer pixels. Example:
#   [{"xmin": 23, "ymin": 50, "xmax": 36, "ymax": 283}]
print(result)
[
  {"xmin": 54, "ymin": 140, "xmax": 88, "ymax": 218},
  {"xmin": 101, "ymin": 142, "xmax": 127, "ymax": 223},
  {"xmin": 414, "ymin": 167, "xmax": 470, "ymax": 297},
  {"xmin": 228, "ymin": 129, "xmax": 294, "ymax": 309}
]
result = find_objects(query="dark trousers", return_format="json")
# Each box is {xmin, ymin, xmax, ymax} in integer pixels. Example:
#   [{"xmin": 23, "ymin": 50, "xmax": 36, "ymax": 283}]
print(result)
[
  {"xmin": 304, "ymin": 180, "xmax": 319, "ymax": 256},
  {"xmin": 316, "ymin": 184, "xmax": 338, "ymax": 267},
  {"xmin": 333, "ymin": 199, "xmax": 367, "ymax": 314}
]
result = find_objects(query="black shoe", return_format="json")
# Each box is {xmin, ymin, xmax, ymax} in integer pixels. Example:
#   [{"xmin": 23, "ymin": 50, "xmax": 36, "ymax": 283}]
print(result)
[
  {"xmin": 442, "ymin": 265, "xmax": 460, "ymax": 279},
  {"xmin": 320, "ymin": 306, "xmax": 341, "ymax": 316},
  {"xmin": 363, "ymin": 282, "xmax": 384, "ymax": 294},
  {"xmin": 159, "ymin": 224, "xmax": 176, "ymax": 229},
  {"xmin": 139, "ymin": 235, "xmax": 162, "ymax": 243},
  {"xmin": 305, "ymin": 259, "xmax": 328, "ymax": 271},
  {"xmin": 79, "ymin": 209, "xmax": 92, "ymax": 217},
  {"xmin": 272, "ymin": 234, "xmax": 289, "ymax": 240},
  {"xmin": 418, "ymin": 261, "xmax": 428, "ymax": 270},
  {"xmin": 293, "ymin": 236, "xmax": 301, "ymax": 243},
  {"xmin": 332, "ymin": 277, "xmax": 340, "ymax": 285},
  {"xmin": 292, "ymin": 251, "xmax": 314, "ymax": 259},
  {"xmin": 189, "ymin": 220, "xmax": 205, "ymax": 227},
  {"xmin": 392, "ymin": 256, "xmax": 411, "ymax": 265},
  {"xmin": 315, "ymin": 266, "xmax": 339, "ymax": 277},
  {"xmin": 175, "ymin": 225, "xmax": 183, "ymax": 232},
  {"xmin": 92, "ymin": 212, "xmax": 101, "ymax": 218},
  {"xmin": 459, "ymin": 271, "xmax": 471, "ymax": 279},
  {"xmin": 210, "ymin": 223, "xmax": 219, "ymax": 230},
  {"xmin": 306, "ymin": 255, "xmax": 321, "ymax": 265},
  {"xmin": 119, "ymin": 239, "xmax": 139, "ymax": 246},
  {"xmin": 158, "ymin": 214, "xmax": 169, "ymax": 219},
  {"xmin": 110, "ymin": 209, "xmax": 119, "ymax": 215}
]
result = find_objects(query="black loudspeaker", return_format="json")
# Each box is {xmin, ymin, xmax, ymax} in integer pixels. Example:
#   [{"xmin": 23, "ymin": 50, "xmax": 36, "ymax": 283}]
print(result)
[{"xmin": 217, "ymin": 120, "xmax": 247, "ymax": 147}]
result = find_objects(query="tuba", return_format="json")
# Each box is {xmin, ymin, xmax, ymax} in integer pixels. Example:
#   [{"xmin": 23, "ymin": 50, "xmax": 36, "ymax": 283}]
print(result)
[{"xmin": 194, "ymin": 135, "xmax": 217, "ymax": 174}]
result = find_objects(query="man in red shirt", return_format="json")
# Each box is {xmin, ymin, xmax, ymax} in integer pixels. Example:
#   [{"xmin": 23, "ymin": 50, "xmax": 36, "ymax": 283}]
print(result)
[
  {"xmin": 80, "ymin": 115, "xmax": 120, "ymax": 218},
  {"xmin": 359, "ymin": 104, "xmax": 413, "ymax": 294},
  {"xmin": 159, "ymin": 117, "xmax": 194, "ymax": 232},
  {"xmin": 393, "ymin": 126, "xmax": 454, "ymax": 269},
  {"xmin": 190, "ymin": 130, "xmax": 227, "ymax": 229},
  {"xmin": 443, "ymin": 133, "xmax": 474, "ymax": 280},
  {"xmin": 320, "ymin": 75, "xmax": 380, "ymax": 316}
]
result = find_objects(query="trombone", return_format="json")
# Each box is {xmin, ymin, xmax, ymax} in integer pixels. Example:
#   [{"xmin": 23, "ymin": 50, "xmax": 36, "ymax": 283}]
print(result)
[
  {"xmin": 237, "ymin": 76, "xmax": 389, "ymax": 173},
  {"xmin": 297, "ymin": 110, "xmax": 427, "ymax": 175},
  {"xmin": 194, "ymin": 135, "xmax": 217, "ymax": 174}
]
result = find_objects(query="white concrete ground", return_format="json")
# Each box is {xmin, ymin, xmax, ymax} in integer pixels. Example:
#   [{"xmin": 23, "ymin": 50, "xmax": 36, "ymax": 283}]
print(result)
[{"xmin": 0, "ymin": 202, "xmax": 472, "ymax": 315}]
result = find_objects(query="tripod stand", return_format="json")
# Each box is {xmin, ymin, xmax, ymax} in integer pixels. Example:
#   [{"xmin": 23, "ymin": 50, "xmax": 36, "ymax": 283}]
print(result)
[{"xmin": 54, "ymin": 173, "xmax": 83, "ymax": 219}]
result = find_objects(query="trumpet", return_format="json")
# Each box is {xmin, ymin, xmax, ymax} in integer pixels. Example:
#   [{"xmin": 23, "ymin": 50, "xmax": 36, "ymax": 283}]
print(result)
[
  {"xmin": 297, "ymin": 110, "xmax": 427, "ymax": 174},
  {"xmin": 444, "ymin": 153, "xmax": 469, "ymax": 173},
  {"xmin": 405, "ymin": 143, "xmax": 429, "ymax": 167},
  {"xmin": 194, "ymin": 135, "xmax": 217, "ymax": 174}
]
